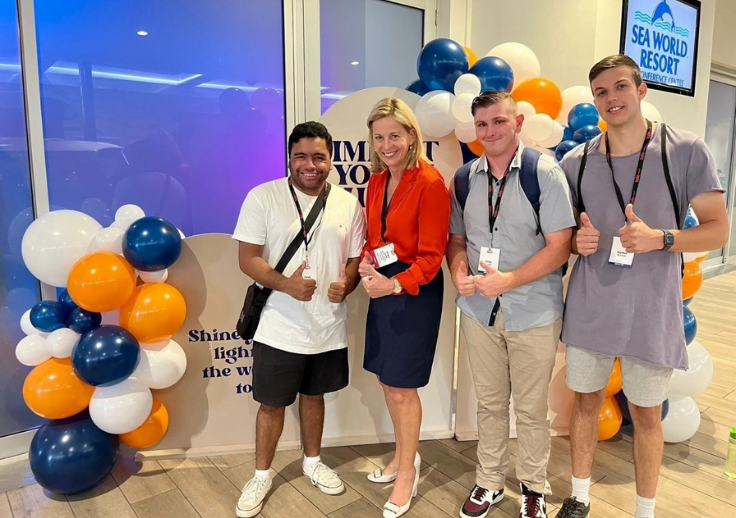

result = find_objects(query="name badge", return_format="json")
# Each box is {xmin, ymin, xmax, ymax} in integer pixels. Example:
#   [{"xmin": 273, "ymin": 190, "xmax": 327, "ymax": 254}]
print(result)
[
  {"xmin": 478, "ymin": 247, "xmax": 500, "ymax": 273},
  {"xmin": 302, "ymin": 263, "xmax": 317, "ymax": 280},
  {"xmin": 371, "ymin": 243, "xmax": 398, "ymax": 268},
  {"xmin": 608, "ymin": 237, "xmax": 634, "ymax": 268}
]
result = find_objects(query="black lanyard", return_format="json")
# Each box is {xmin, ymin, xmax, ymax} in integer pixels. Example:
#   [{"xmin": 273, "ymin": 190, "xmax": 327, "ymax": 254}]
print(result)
[
  {"xmin": 380, "ymin": 175, "xmax": 392, "ymax": 243},
  {"xmin": 487, "ymin": 156, "xmax": 513, "ymax": 235},
  {"xmin": 604, "ymin": 119, "xmax": 653, "ymax": 217},
  {"xmin": 288, "ymin": 178, "xmax": 328, "ymax": 258}
]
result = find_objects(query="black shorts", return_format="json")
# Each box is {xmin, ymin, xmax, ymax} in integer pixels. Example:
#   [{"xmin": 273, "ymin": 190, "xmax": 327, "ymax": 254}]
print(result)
[{"xmin": 252, "ymin": 341, "xmax": 349, "ymax": 407}]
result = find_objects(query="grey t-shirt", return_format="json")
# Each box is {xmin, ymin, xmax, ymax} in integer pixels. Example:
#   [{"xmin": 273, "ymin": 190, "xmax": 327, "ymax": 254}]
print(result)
[{"xmin": 560, "ymin": 123, "xmax": 723, "ymax": 369}]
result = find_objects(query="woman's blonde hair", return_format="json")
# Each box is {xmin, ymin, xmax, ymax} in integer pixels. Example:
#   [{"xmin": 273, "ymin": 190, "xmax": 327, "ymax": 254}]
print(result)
[{"xmin": 366, "ymin": 98, "xmax": 427, "ymax": 173}]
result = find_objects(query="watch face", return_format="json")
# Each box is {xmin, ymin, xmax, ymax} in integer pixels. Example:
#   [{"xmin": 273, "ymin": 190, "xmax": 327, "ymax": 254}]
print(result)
[{"xmin": 666, "ymin": 233, "xmax": 675, "ymax": 245}]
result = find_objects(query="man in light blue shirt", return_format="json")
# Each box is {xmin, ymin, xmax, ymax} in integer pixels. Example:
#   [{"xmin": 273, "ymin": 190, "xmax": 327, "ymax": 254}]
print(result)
[{"xmin": 446, "ymin": 91, "xmax": 575, "ymax": 518}]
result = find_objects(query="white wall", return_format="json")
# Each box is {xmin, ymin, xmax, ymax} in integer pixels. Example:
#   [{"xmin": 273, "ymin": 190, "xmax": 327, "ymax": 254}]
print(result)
[
  {"xmin": 713, "ymin": 0, "xmax": 736, "ymax": 70},
  {"xmin": 466, "ymin": 0, "xmax": 716, "ymax": 138}
]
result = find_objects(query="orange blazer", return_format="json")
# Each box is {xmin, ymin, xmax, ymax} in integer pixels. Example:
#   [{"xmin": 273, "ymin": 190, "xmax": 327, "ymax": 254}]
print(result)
[{"xmin": 363, "ymin": 159, "xmax": 450, "ymax": 296}]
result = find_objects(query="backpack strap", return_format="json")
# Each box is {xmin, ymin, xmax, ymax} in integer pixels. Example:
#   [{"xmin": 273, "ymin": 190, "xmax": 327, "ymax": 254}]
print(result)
[
  {"xmin": 660, "ymin": 123, "xmax": 681, "ymax": 228},
  {"xmin": 453, "ymin": 158, "xmax": 481, "ymax": 212},
  {"xmin": 519, "ymin": 147, "xmax": 543, "ymax": 235},
  {"xmin": 576, "ymin": 140, "xmax": 591, "ymax": 214}
]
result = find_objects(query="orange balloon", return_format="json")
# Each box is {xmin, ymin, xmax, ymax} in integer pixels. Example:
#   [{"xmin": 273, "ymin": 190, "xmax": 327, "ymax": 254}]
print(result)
[
  {"xmin": 67, "ymin": 252, "xmax": 137, "ymax": 312},
  {"xmin": 464, "ymin": 46, "xmax": 479, "ymax": 68},
  {"xmin": 598, "ymin": 119, "xmax": 608, "ymax": 132},
  {"xmin": 120, "ymin": 398, "xmax": 169, "ymax": 449},
  {"xmin": 682, "ymin": 261, "xmax": 703, "ymax": 300},
  {"xmin": 512, "ymin": 78, "xmax": 563, "ymax": 119},
  {"xmin": 119, "ymin": 283, "xmax": 187, "ymax": 343},
  {"xmin": 695, "ymin": 254, "xmax": 706, "ymax": 263},
  {"xmin": 467, "ymin": 140, "xmax": 485, "ymax": 157},
  {"xmin": 23, "ymin": 358, "xmax": 94, "ymax": 419},
  {"xmin": 605, "ymin": 359, "xmax": 623, "ymax": 397},
  {"xmin": 598, "ymin": 396, "xmax": 623, "ymax": 441}
]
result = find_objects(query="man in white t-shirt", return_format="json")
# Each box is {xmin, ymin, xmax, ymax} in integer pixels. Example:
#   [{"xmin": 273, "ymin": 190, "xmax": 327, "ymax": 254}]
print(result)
[{"xmin": 232, "ymin": 121, "xmax": 366, "ymax": 518}]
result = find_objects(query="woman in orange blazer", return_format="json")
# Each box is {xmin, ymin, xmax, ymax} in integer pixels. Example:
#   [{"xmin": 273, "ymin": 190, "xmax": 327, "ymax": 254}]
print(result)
[{"xmin": 359, "ymin": 98, "xmax": 450, "ymax": 518}]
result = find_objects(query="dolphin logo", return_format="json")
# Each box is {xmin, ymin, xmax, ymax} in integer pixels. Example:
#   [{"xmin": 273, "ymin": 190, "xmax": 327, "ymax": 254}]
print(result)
[{"xmin": 651, "ymin": 0, "xmax": 676, "ymax": 32}]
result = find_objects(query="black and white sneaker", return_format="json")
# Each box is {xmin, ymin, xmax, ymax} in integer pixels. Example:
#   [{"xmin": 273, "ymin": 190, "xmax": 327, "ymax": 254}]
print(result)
[
  {"xmin": 557, "ymin": 496, "xmax": 590, "ymax": 518},
  {"xmin": 459, "ymin": 484, "xmax": 504, "ymax": 518}
]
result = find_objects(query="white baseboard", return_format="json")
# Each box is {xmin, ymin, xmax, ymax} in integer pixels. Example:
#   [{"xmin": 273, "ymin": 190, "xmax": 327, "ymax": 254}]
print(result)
[{"xmin": 0, "ymin": 430, "xmax": 36, "ymax": 461}]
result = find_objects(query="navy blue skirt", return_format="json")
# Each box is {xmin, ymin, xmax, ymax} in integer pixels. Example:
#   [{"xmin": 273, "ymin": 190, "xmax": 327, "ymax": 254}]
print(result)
[{"xmin": 363, "ymin": 261, "xmax": 444, "ymax": 388}]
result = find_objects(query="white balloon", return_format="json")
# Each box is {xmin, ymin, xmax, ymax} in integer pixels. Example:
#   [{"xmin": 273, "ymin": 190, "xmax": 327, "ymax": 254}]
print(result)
[
  {"xmin": 517, "ymin": 101, "xmax": 536, "ymax": 121},
  {"xmin": 178, "ymin": 228, "xmax": 186, "ymax": 239},
  {"xmin": 46, "ymin": 328, "xmax": 82, "ymax": 359},
  {"xmin": 21, "ymin": 210, "xmax": 102, "ymax": 287},
  {"xmin": 682, "ymin": 251, "xmax": 707, "ymax": 263},
  {"xmin": 88, "ymin": 227, "xmax": 125, "ymax": 255},
  {"xmin": 668, "ymin": 341, "xmax": 713, "ymax": 400},
  {"xmin": 89, "ymin": 377, "xmax": 153, "ymax": 434},
  {"xmin": 20, "ymin": 309, "xmax": 42, "ymax": 336},
  {"xmin": 139, "ymin": 269, "xmax": 169, "ymax": 283},
  {"xmin": 115, "ymin": 204, "xmax": 145, "ymax": 229},
  {"xmin": 452, "ymin": 93, "xmax": 476, "ymax": 123},
  {"xmin": 536, "ymin": 121, "xmax": 565, "ymax": 149},
  {"xmin": 525, "ymin": 114, "xmax": 555, "ymax": 142},
  {"xmin": 454, "ymin": 73, "xmax": 482, "ymax": 97},
  {"xmin": 557, "ymin": 86, "xmax": 594, "ymax": 124},
  {"xmin": 15, "ymin": 334, "xmax": 51, "ymax": 366},
  {"xmin": 454, "ymin": 121, "xmax": 477, "ymax": 144},
  {"xmin": 520, "ymin": 130, "xmax": 535, "ymax": 147},
  {"xmin": 641, "ymin": 101, "xmax": 663, "ymax": 122},
  {"xmin": 487, "ymin": 42, "xmax": 540, "ymax": 87},
  {"xmin": 662, "ymin": 396, "xmax": 701, "ymax": 443},
  {"xmin": 132, "ymin": 339, "xmax": 187, "ymax": 390},
  {"xmin": 415, "ymin": 91, "xmax": 457, "ymax": 138},
  {"xmin": 101, "ymin": 309, "xmax": 120, "ymax": 325}
]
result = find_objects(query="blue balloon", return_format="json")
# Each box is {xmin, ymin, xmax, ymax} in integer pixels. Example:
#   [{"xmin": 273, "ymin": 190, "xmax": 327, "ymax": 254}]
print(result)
[
  {"xmin": 72, "ymin": 325, "xmax": 140, "ymax": 386},
  {"xmin": 562, "ymin": 126, "xmax": 574, "ymax": 142},
  {"xmin": 684, "ymin": 212, "xmax": 698, "ymax": 229},
  {"xmin": 406, "ymin": 79, "xmax": 432, "ymax": 96},
  {"xmin": 30, "ymin": 301, "xmax": 67, "ymax": 332},
  {"xmin": 29, "ymin": 412, "xmax": 118, "ymax": 495},
  {"xmin": 67, "ymin": 307, "xmax": 102, "ymax": 334},
  {"xmin": 661, "ymin": 398, "xmax": 670, "ymax": 420},
  {"xmin": 417, "ymin": 38, "xmax": 469, "ymax": 92},
  {"xmin": 555, "ymin": 140, "xmax": 579, "ymax": 162},
  {"xmin": 57, "ymin": 289, "xmax": 78, "ymax": 315},
  {"xmin": 683, "ymin": 297, "xmax": 693, "ymax": 306},
  {"xmin": 683, "ymin": 306, "xmax": 697, "ymax": 345},
  {"xmin": 123, "ymin": 216, "xmax": 182, "ymax": 272},
  {"xmin": 568, "ymin": 103, "xmax": 600, "ymax": 132},
  {"xmin": 469, "ymin": 56, "xmax": 514, "ymax": 93},
  {"xmin": 573, "ymin": 125, "xmax": 602, "ymax": 144},
  {"xmin": 616, "ymin": 391, "xmax": 669, "ymax": 425}
]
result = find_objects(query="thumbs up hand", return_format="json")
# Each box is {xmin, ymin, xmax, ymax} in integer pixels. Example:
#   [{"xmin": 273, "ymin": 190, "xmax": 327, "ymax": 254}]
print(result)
[
  {"xmin": 576, "ymin": 212, "xmax": 600, "ymax": 256},
  {"xmin": 328, "ymin": 264, "xmax": 350, "ymax": 303},
  {"xmin": 453, "ymin": 260, "xmax": 477, "ymax": 297},
  {"xmin": 284, "ymin": 261, "xmax": 317, "ymax": 301},
  {"xmin": 619, "ymin": 204, "xmax": 663, "ymax": 253}
]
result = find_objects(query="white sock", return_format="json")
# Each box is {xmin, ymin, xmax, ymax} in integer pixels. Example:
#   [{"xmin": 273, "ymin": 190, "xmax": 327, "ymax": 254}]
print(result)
[
  {"xmin": 635, "ymin": 495, "xmax": 656, "ymax": 518},
  {"xmin": 571, "ymin": 476, "xmax": 590, "ymax": 505},
  {"xmin": 254, "ymin": 469, "xmax": 271, "ymax": 479},
  {"xmin": 302, "ymin": 455, "xmax": 321, "ymax": 472}
]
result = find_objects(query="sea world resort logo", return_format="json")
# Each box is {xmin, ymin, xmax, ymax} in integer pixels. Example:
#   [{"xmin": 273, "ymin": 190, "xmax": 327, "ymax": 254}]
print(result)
[{"xmin": 635, "ymin": 0, "xmax": 690, "ymax": 38}]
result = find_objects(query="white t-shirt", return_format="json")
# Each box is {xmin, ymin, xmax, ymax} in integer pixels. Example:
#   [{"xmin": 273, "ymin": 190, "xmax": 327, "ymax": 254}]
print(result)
[{"xmin": 233, "ymin": 178, "xmax": 366, "ymax": 354}]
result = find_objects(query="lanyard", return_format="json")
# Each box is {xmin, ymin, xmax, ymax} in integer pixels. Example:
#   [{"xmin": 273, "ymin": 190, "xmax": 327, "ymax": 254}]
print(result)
[
  {"xmin": 487, "ymin": 156, "xmax": 514, "ymax": 236},
  {"xmin": 287, "ymin": 178, "xmax": 328, "ymax": 260},
  {"xmin": 380, "ymin": 175, "xmax": 393, "ymax": 243},
  {"xmin": 604, "ymin": 119, "xmax": 653, "ymax": 218}
]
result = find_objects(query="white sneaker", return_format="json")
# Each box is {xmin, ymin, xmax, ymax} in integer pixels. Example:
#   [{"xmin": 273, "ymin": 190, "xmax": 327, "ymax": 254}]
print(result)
[
  {"xmin": 236, "ymin": 474, "xmax": 273, "ymax": 518},
  {"xmin": 303, "ymin": 461, "xmax": 345, "ymax": 495}
]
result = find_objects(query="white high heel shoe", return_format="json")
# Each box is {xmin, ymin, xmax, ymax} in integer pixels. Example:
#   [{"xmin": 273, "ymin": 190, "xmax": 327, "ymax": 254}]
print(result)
[
  {"xmin": 367, "ymin": 451, "xmax": 420, "ymax": 484},
  {"xmin": 382, "ymin": 454, "xmax": 421, "ymax": 518}
]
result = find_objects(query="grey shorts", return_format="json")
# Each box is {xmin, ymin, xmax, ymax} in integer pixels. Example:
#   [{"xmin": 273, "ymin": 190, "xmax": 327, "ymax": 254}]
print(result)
[{"xmin": 565, "ymin": 346, "xmax": 673, "ymax": 407}]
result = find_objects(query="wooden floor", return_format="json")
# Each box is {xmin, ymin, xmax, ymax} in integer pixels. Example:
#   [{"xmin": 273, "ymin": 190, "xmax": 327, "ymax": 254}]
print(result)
[{"xmin": 1, "ymin": 271, "xmax": 736, "ymax": 518}]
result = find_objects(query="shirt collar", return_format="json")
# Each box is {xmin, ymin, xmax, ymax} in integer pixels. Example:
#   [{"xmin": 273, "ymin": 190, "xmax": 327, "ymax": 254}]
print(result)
[{"xmin": 473, "ymin": 141, "xmax": 526, "ymax": 176}]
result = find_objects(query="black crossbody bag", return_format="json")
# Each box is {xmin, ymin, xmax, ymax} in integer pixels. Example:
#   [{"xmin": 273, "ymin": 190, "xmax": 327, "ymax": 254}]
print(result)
[{"xmin": 236, "ymin": 184, "xmax": 330, "ymax": 340}]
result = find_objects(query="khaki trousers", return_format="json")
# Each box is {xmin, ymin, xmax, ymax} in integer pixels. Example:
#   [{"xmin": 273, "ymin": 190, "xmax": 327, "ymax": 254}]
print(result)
[{"xmin": 460, "ymin": 311, "xmax": 561, "ymax": 493}]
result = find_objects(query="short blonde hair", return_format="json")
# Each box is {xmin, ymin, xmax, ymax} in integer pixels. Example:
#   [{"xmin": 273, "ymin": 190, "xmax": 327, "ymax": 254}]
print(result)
[{"xmin": 366, "ymin": 98, "xmax": 427, "ymax": 173}]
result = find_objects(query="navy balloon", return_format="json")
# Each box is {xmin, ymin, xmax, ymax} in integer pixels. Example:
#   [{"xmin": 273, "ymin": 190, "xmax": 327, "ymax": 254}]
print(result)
[
  {"xmin": 683, "ymin": 306, "xmax": 697, "ymax": 345},
  {"xmin": 30, "ymin": 301, "xmax": 67, "ymax": 332},
  {"xmin": 57, "ymin": 289, "xmax": 78, "ymax": 315},
  {"xmin": 406, "ymin": 79, "xmax": 432, "ymax": 96},
  {"xmin": 72, "ymin": 325, "xmax": 140, "ymax": 386},
  {"xmin": 123, "ymin": 216, "xmax": 182, "ymax": 272},
  {"xmin": 29, "ymin": 412, "xmax": 118, "ymax": 495},
  {"xmin": 573, "ymin": 125, "xmax": 602, "ymax": 143},
  {"xmin": 417, "ymin": 38, "xmax": 469, "ymax": 92},
  {"xmin": 616, "ymin": 391, "xmax": 669, "ymax": 425},
  {"xmin": 661, "ymin": 398, "xmax": 670, "ymax": 420},
  {"xmin": 68, "ymin": 307, "xmax": 102, "ymax": 334},
  {"xmin": 568, "ymin": 103, "xmax": 600, "ymax": 131},
  {"xmin": 555, "ymin": 140, "xmax": 579, "ymax": 162},
  {"xmin": 469, "ymin": 56, "xmax": 514, "ymax": 93},
  {"xmin": 683, "ymin": 297, "xmax": 693, "ymax": 306},
  {"xmin": 562, "ymin": 126, "xmax": 574, "ymax": 142}
]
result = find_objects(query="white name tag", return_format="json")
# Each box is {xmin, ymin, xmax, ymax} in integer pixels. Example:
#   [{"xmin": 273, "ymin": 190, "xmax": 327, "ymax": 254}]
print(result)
[
  {"xmin": 302, "ymin": 263, "xmax": 317, "ymax": 280},
  {"xmin": 608, "ymin": 237, "xmax": 634, "ymax": 268},
  {"xmin": 371, "ymin": 243, "xmax": 398, "ymax": 267},
  {"xmin": 478, "ymin": 247, "xmax": 500, "ymax": 273}
]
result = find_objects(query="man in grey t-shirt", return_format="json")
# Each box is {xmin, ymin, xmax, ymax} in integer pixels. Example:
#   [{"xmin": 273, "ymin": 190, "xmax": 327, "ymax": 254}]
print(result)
[
  {"xmin": 447, "ymin": 91, "xmax": 575, "ymax": 518},
  {"xmin": 556, "ymin": 56, "xmax": 729, "ymax": 518}
]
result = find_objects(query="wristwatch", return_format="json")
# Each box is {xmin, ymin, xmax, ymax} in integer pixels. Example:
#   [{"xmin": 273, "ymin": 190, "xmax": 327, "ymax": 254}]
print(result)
[
  {"xmin": 392, "ymin": 278, "xmax": 403, "ymax": 294},
  {"xmin": 662, "ymin": 230, "xmax": 675, "ymax": 251}
]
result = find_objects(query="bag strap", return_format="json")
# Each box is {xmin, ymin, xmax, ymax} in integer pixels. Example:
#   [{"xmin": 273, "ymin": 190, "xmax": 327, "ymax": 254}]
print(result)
[
  {"xmin": 660, "ymin": 123, "xmax": 681, "ymax": 228},
  {"xmin": 453, "ymin": 158, "xmax": 479, "ymax": 212},
  {"xmin": 576, "ymin": 140, "xmax": 591, "ymax": 214},
  {"xmin": 257, "ymin": 183, "xmax": 331, "ymax": 301},
  {"xmin": 519, "ymin": 147, "xmax": 543, "ymax": 235}
]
